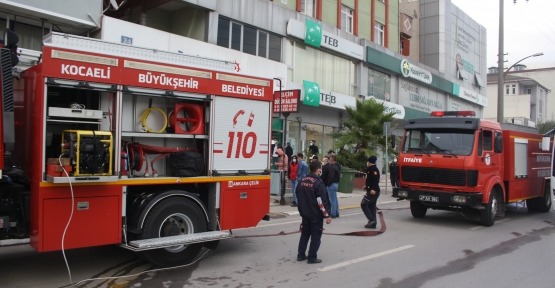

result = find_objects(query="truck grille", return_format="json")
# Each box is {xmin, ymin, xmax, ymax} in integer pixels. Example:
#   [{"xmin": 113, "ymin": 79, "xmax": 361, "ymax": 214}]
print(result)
[{"xmin": 401, "ymin": 166, "xmax": 466, "ymax": 186}]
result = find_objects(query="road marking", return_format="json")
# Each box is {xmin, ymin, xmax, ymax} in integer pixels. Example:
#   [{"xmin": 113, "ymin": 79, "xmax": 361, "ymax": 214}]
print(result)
[
  {"xmin": 317, "ymin": 245, "xmax": 415, "ymax": 272},
  {"xmin": 469, "ymin": 218, "xmax": 511, "ymax": 230}
]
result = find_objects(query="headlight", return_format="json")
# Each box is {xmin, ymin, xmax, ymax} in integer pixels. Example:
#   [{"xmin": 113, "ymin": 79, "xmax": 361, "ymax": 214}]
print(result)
[
  {"xmin": 452, "ymin": 195, "xmax": 467, "ymax": 203},
  {"xmin": 398, "ymin": 190, "xmax": 408, "ymax": 197}
]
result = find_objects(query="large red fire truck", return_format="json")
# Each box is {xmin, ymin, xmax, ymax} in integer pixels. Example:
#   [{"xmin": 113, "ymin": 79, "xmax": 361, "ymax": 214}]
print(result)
[
  {"xmin": 392, "ymin": 111, "xmax": 552, "ymax": 226},
  {"xmin": 0, "ymin": 32, "xmax": 275, "ymax": 267}
]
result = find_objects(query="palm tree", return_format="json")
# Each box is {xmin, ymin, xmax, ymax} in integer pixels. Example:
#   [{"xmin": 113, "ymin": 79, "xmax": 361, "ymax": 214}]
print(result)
[{"xmin": 335, "ymin": 99, "xmax": 396, "ymax": 157}]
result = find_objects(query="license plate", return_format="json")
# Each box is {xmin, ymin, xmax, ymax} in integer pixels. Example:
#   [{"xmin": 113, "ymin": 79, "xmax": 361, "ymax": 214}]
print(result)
[{"xmin": 419, "ymin": 195, "xmax": 439, "ymax": 202}]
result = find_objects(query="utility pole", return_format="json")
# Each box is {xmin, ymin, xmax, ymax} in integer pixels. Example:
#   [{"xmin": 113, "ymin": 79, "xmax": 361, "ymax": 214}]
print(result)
[{"xmin": 496, "ymin": 0, "xmax": 505, "ymax": 123}]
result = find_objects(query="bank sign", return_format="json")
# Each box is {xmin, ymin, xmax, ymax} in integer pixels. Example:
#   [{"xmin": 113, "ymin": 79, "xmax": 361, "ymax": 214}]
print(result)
[
  {"xmin": 400, "ymin": 59, "xmax": 432, "ymax": 84},
  {"xmin": 452, "ymin": 84, "xmax": 487, "ymax": 107},
  {"xmin": 286, "ymin": 18, "xmax": 364, "ymax": 60},
  {"xmin": 399, "ymin": 80, "xmax": 445, "ymax": 114}
]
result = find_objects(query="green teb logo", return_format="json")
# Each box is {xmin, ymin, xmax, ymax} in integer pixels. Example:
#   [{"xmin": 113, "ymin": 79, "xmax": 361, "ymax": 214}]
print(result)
[
  {"xmin": 304, "ymin": 19, "xmax": 322, "ymax": 48},
  {"xmin": 401, "ymin": 59, "xmax": 410, "ymax": 77},
  {"xmin": 303, "ymin": 80, "xmax": 320, "ymax": 107}
]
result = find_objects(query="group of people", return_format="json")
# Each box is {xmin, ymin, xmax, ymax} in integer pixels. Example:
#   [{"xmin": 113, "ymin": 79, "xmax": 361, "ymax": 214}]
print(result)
[{"xmin": 294, "ymin": 155, "xmax": 383, "ymax": 263}]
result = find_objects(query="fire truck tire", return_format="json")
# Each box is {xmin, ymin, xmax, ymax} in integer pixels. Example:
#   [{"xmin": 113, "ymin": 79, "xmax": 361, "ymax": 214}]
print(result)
[
  {"xmin": 410, "ymin": 201, "xmax": 427, "ymax": 218},
  {"xmin": 480, "ymin": 191, "xmax": 499, "ymax": 226},
  {"xmin": 139, "ymin": 197, "xmax": 207, "ymax": 267},
  {"xmin": 526, "ymin": 184, "xmax": 552, "ymax": 213}
]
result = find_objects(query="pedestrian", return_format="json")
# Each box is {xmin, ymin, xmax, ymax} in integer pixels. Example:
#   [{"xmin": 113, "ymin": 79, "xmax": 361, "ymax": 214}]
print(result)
[
  {"xmin": 389, "ymin": 156, "xmax": 400, "ymax": 187},
  {"xmin": 296, "ymin": 160, "xmax": 332, "ymax": 264},
  {"xmin": 285, "ymin": 142, "xmax": 294, "ymax": 166},
  {"xmin": 361, "ymin": 156, "xmax": 380, "ymax": 229},
  {"xmin": 309, "ymin": 140, "xmax": 319, "ymax": 155},
  {"xmin": 275, "ymin": 147, "xmax": 288, "ymax": 172},
  {"xmin": 311, "ymin": 155, "xmax": 318, "ymax": 162},
  {"xmin": 327, "ymin": 150, "xmax": 335, "ymax": 158},
  {"xmin": 271, "ymin": 138, "xmax": 279, "ymax": 165},
  {"xmin": 320, "ymin": 157, "xmax": 330, "ymax": 182},
  {"xmin": 289, "ymin": 155, "xmax": 300, "ymax": 207},
  {"xmin": 326, "ymin": 155, "xmax": 341, "ymax": 218},
  {"xmin": 297, "ymin": 153, "xmax": 308, "ymax": 181}
]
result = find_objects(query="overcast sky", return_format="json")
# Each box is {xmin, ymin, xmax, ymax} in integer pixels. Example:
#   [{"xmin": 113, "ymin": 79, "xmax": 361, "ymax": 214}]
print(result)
[{"xmin": 451, "ymin": 0, "xmax": 555, "ymax": 68}]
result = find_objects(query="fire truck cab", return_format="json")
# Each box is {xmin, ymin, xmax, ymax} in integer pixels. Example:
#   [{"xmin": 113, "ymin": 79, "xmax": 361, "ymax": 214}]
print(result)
[{"xmin": 393, "ymin": 111, "xmax": 552, "ymax": 226}]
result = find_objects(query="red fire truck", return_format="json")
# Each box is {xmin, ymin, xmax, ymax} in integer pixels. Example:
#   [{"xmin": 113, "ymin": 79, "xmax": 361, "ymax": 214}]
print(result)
[
  {"xmin": 392, "ymin": 111, "xmax": 552, "ymax": 226},
  {"xmin": 0, "ymin": 32, "xmax": 275, "ymax": 267}
]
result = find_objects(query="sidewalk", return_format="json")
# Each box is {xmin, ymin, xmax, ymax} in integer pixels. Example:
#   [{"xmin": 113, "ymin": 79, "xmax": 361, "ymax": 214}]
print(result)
[{"xmin": 269, "ymin": 178, "xmax": 397, "ymax": 218}]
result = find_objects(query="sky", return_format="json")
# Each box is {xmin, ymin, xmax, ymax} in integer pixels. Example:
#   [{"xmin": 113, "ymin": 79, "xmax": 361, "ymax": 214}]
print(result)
[{"xmin": 451, "ymin": 0, "xmax": 555, "ymax": 69}]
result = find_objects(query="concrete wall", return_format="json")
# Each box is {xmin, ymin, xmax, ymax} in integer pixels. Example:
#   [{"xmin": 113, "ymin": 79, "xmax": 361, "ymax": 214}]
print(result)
[
  {"xmin": 399, "ymin": 0, "xmax": 420, "ymax": 61},
  {"xmin": 10, "ymin": 0, "xmax": 102, "ymax": 24}
]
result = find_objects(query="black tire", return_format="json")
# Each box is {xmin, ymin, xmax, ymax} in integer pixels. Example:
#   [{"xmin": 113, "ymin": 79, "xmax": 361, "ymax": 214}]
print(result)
[
  {"xmin": 527, "ymin": 184, "xmax": 552, "ymax": 213},
  {"xmin": 410, "ymin": 201, "xmax": 428, "ymax": 218},
  {"xmin": 480, "ymin": 190, "xmax": 499, "ymax": 227},
  {"xmin": 139, "ymin": 197, "xmax": 207, "ymax": 267}
]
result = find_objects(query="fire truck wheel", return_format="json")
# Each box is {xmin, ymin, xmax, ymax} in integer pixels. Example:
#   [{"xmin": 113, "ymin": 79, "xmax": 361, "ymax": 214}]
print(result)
[
  {"xmin": 410, "ymin": 201, "xmax": 427, "ymax": 218},
  {"xmin": 480, "ymin": 191, "xmax": 498, "ymax": 227},
  {"xmin": 139, "ymin": 197, "xmax": 207, "ymax": 267},
  {"xmin": 526, "ymin": 184, "xmax": 552, "ymax": 213}
]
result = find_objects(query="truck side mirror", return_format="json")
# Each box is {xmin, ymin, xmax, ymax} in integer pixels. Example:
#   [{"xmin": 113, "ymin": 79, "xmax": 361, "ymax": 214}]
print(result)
[
  {"xmin": 542, "ymin": 136, "xmax": 551, "ymax": 151},
  {"xmin": 391, "ymin": 135, "xmax": 395, "ymax": 149},
  {"xmin": 494, "ymin": 133, "xmax": 503, "ymax": 153}
]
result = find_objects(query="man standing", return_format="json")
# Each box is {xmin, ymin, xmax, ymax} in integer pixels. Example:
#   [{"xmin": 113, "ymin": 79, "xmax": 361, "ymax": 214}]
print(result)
[
  {"xmin": 389, "ymin": 156, "xmax": 400, "ymax": 187},
  {"xmin": 296, "ymin": 161, "xmax": 332, "ymax": 264},
  {"xmin": 295, "ymin": 153, "xmax": 309, "ymax": 201},
  {"xmin": 326, "ymin": 155, "xmax": 341, "ymax": 218},
  {"xmin": 309, "ymin": 140, "xmax": 319, "ymax": 155},
  {"xmin": 327, "ymin": 150, "xmax": 335, "ymax": 158},
  {"xmin": 320, "ymin": 157, "xmax": 330, "ymax": 182},
  {"xmin": 361, "ymin": 156, "xmax": 380, "ymax": 228},
  {"xmin": 271, "ymin": 138, "xmax": 279, "ymax": 165}
]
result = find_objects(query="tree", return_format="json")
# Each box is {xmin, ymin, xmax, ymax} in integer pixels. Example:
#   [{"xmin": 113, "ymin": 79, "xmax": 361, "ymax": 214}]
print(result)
[
  {"xmin": 536, "ymin": 120, "xmax": 555, "ymax": 134},
  {"xmin": 335, "ymin": 100, "xmax": 396, "ymax": 157}
]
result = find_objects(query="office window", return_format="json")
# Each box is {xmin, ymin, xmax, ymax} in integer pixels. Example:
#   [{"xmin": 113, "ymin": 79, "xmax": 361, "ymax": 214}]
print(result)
[
  {"xmin": 368, "ymin": 68, "xmax": 391, "ymax": 101},
  {"xmin": 512, "ymin": 84, "xmax": 516, "ymax": 94},
  {"xmin": 341, "ymin": 5, "xmax": 354, "ymax": 34},
  {"xmin": 217, "ymin": 17, "xmax": 282, "ymax": 61},
  {"xmin": 505, "ymin": 85, "xmax": 510, "ymax": 95},
  {"xmin": 527, "ymin": 88, "xmax": 532, "ymax": 95},
  {"xmin": 301, "ymin": 0, "xmax": 316, "ymax": 18},
  {"xmin": 374, "ymin": 22, "xmax": 384, "ymax": 46}
]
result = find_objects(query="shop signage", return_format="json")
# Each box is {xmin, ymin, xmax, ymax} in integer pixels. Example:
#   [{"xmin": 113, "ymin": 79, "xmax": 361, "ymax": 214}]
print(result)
[
  {"xmin": 400, "ymin": 59, "xmax": 433, "ymax": 84},
  {"xmin": 273, "ymin": 90, "xmax": 300, "ymax": 113},
  {"xmin": 302, "ymin": 80, "xmax": 320, "ymax": 107},
  {"xmin": 363, "ymin": 96, "xmax": 405, "ymax": 119},
  {"xmin": 287, "ymin": 18, "xmax": 364, "ymax": 60},
  {"xmin": 399, "ymin": 80, "xmax": 445, "ymax": 114},
  {"xmin": 452, "ymin": 84, "xmax": 487, "ymax": 107}
]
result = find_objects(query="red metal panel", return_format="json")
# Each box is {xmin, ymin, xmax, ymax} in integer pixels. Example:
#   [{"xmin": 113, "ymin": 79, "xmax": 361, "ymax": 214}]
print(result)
[
  {"xmin": 220, "ymin": 179, "xmax": 270, "ymax": 230},
  {"xmin": 34, "ymin": 185, "xmax": 122, "ymax": 252}
]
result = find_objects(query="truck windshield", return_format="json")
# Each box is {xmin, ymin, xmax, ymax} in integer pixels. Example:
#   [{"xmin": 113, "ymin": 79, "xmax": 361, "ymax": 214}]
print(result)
[{"xmin": 402, "ymin": 129, "xmax": 475, "ymax": 156}]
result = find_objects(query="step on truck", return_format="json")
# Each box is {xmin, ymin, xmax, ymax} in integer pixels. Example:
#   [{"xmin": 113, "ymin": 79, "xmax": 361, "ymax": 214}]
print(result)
[
  {"xmin": 392, "ymin": 111, "xmax": 552, "ymax": 226},
  {"xmin": 0, "ymin": 32, "xmax": 276, "ymax": 267}
]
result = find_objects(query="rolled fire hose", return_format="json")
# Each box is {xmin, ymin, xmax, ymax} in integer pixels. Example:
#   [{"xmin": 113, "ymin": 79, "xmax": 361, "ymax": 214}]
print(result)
[{"xmin": 141, "ymin": 107, "xmax": 168, "ymax": 133}]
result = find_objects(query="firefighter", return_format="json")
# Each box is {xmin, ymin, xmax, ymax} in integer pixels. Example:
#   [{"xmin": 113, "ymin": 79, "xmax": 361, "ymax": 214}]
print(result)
[
  {"xmin": 361, "ymin": 155, "xmax": 380, "ymax": 229},
  {"xmin": 296, "ymin": 160, "xmax": 332, "ymax": 264},
  {"xmin": 389, "ymin": 156, "xmax": 400, "ymax": 187}
]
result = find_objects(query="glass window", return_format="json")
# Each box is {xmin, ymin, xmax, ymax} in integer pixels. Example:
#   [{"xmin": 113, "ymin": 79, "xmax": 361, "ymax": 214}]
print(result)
[
  {"xmin": 478, "ymin": 130, "xmax": 483, "ymax": 156},
  {"xmin": 374, "ymin": 22, "xmax": 384, "ymax": 46},
  {"xmin": 323, "ymin": 126, "xmax": 335, "ymax": 155},
  {"xmin": 231, "ymin": 23, "xmax": 241, "ymax": 51},
  {"xmin": 512, "ymin": 84, "xmax": 516, "ymax": 94},
  {"xmin": 216, "ymin": 17, "xmax": 230, "ymax": 48},
  {"xmin": 288, "ymin": 120, "xmax": 300, "ymax": 154},
  {"xmin": 506, "ymin": 85, "xmax": 510, "ymax": 95},
  {"xmin": 301, "ymin": 0, "xmax": 315, "ymax": 18},
  {"xmin": 368, "ymin": 68, "xmax": 391, "ymax": 101},
  {"xmin": 483, "ymin": 130, "xmax": 492, "ymax": 151},
  {"xmin": 306, "ymin": 124, "xmax": 324, "ymax": 156},
  {"xmin": 243, "ymin": 26, "xmax": 257, "ymax": 56},
  {"xmin": 403, "ymin": 129, "xmax": 475, "ymax": 156},
  {"xmin": 341, "ymin": 6, "xmax": 353, "ymax": 34},
  {"xmin": 269, "ymin": 34, "xmax": 281, "ymax": 62},
  {"xmin": 258, "ymin": 31, "xmax": 267, "ymax": 58},
  {"xmin": 293, "ymin": 41, "xmax": 352, "ymax": 95}
]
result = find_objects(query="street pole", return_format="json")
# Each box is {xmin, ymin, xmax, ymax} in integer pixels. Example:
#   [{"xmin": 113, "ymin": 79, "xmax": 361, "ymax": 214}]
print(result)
[
  {"xmin": 383, "ymin": 122, "xmax": 391, "ymax": 195},
  {"xmin": 496, "ymin": 0, "xmax": 504, "ymax": 123}
]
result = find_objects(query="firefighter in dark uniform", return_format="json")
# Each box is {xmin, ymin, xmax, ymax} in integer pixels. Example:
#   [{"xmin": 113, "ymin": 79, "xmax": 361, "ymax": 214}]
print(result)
[
  {"xmin": 361, "ymin": 155, "xmax": 380, "ymax": 228},
  {"xmin": 296, "ymin": 160, "xmax": 332, "ymax": 264}
]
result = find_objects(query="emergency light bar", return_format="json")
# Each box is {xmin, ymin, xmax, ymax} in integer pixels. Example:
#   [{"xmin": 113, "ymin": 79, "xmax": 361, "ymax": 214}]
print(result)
[{"xmin": 430, "ymin": 111, "xmax": 476, "ymax": 117}]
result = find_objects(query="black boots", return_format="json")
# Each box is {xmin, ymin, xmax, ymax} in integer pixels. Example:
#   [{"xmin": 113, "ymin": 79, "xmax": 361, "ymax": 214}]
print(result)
[{"xmin": 365, "ymin": 220, "xmax": 376, "ymax": 229}]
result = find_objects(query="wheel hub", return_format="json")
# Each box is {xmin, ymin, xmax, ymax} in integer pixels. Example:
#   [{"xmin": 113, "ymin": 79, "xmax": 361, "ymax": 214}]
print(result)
[{"xmin": 159, "ymin": 213, "xmax": 194, "ymax": 253}]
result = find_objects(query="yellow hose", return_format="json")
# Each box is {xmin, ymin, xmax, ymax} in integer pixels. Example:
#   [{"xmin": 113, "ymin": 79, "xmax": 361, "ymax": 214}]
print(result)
[{"xmin": 141, "ymin": 107, "xmax": 168, "ymax": 133}]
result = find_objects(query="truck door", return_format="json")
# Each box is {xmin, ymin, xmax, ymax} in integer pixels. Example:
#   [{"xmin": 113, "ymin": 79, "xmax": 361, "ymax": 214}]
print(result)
[{"xmin": 476, "ymin": 129, "xmax": 500, "ymax": 180}]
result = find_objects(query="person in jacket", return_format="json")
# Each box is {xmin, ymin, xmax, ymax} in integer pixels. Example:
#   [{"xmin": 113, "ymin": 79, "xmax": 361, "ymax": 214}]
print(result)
[
  {"xmin": 296, "ymin": 160, "xmax": 332, "ymax": 264},
  {"xmin": 285, "ymin": 142, "xmax": 294, "ymax": 166},
  {"xmin": 297, "ymin": 153, "xmax": 308, "ymax": 181},
  {"xmin": 309, "ymin": 140, "xmax": 319, "ymax": 155},
  {"xmin": 389, "ymin": 156, "xmax": 400, "ymax": 187},
  {"xmin": 289, "ymin": 155, "xmax": 300, "ymax": 207},
  {"xmin": 361, "ymin": 156, "xmax": 380, "ymax": 228},
  {"xmin": 275, "ymin": 147, "xmax": 288, "ymax": 172},
  {"xmin": 326, "ymin": 155, "xmax": 341, "ymax": 218}
]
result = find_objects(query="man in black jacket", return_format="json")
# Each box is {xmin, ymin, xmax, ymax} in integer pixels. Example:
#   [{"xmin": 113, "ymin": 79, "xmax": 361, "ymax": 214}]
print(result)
[
  {"xmin": 297, "ymin": 161, "xmax": 332, "ymax": 264},
  {"xmin": 361, "ymin": 155, "xmax": 380, "ymax": 228},
  {"xmin": 285, "ymin": 142, "xmax": 294, "ymax": 166}
]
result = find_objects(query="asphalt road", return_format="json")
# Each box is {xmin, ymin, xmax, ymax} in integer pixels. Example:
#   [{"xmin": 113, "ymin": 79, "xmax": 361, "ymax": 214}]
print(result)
[{"xmin": 1, "ymin": 202, "xmax": 555, "ymax": 288}]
